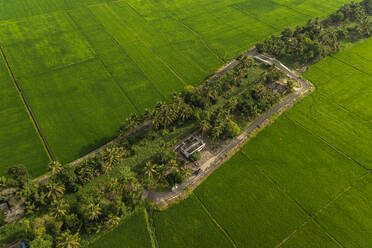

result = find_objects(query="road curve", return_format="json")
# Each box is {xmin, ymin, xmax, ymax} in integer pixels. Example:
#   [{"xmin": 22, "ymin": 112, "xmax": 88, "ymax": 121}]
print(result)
[{"xmin": 146, "ymin": 49, "xmax": 312, "ymax": 204}]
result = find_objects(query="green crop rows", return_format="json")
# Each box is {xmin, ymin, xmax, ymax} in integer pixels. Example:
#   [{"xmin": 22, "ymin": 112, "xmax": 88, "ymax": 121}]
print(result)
[
  {"xmin": 0, "ymin": 0, "xmax": 354, "ymax": 176},
  {"xmin": 89, "ymin": 210, "xmax": 153, "ymax": 248},
  {"xmin": 99, "ymin": 37, "xmax": 370, "ymax": 247}
]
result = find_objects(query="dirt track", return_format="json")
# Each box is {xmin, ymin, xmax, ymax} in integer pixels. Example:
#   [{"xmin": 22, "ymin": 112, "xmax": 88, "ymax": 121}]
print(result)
[{"xmin": 146, "ymin": 48, "xmax": 312, "ymax": 204}]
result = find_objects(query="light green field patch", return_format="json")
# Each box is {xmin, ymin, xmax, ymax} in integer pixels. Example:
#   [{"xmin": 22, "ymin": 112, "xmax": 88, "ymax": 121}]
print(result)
[
  {"xmin": 68, "ymin": 7, "xmax": 164, "ymax": 112},
  {"xmin": 242, "ymin": 116, "xmax": 366, "ymax": 214},
  {"xmin": 230, "ymin": 0, "xmax": 309, "ymax": 30},
  {"xmin": 286, "ymin": 92, "xmax": 372, "ymax": 168},
  {"xmin": 195, "ymin": 152, "xmax": 307, "ymax": 247},
  {"xmin": 316, "ymin": 175, "xmax": 372, "ymax": 247},
  {"xmin": 0, "ymin": 56, "xmax": 49, "ymax": 176},
  {"xmin": 110, "ymin": 1, "xmax": 209, "ymax": 86},
  {"xmin": 18, "ymin": 59, "xmax": 135, "ymax": 163},
  {"xmin": 90, "ymin": 210, "xmax": 152, "ymax": 248},
  {"xmin": 274, "ymin": 0, "xmax": 355, "ymax": 18},
  {"xmin": 0, "ymin": 11, "xmax": 94, "ymax": 78},
  {"xmin": 153, "ymin": 194, "xmax": 233, "ymax": 248},
  {"xmin": 282, "ymin": 220, "xmax": 340, "ymax": 248},
  {"xmin": 89, "ymin": 4, "xmax": 185, "ymax": 98}
]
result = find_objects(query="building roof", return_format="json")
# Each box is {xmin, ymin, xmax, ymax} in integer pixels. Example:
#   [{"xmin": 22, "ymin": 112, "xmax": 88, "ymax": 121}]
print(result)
[{"xmin": 179, "ymin": 136, "xmax": 205, "ymax": 158}]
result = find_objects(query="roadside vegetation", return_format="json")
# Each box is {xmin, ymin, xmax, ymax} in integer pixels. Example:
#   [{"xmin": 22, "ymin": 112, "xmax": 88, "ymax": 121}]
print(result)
[
  {"xmin": 149, "ymin": 2, "xmax": 372, "ymax": 248},
  {"xmin": 257, "ymin": 0, "xmax": 372, "ymax": 65},
  {"xmin": 0, "ymin": 55, "xmax": 292, "ymax": 247},
  {"xmin": 0, "ymin": 1, "xmax": 371, "ymax": 247},
  {"xmin": 0, "ymin": 0, "xmax": 356, "ymax": 174}
]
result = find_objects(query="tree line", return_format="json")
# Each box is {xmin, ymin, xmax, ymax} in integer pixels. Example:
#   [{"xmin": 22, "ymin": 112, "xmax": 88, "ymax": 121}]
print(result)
[{"xmin": 256, "ymin": 0, "xmax": 372, "ymax": 64}]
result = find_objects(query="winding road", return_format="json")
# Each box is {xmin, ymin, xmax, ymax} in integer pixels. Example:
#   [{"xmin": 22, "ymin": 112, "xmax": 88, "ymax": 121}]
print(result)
[{"xmin": 145, "ymin": 48, "xmax": 312, "ymax": 204}]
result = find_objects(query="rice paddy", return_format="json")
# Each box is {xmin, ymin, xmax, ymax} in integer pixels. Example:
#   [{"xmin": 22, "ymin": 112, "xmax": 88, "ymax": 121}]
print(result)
[
  {"xmin": 100, "ymin": 36, "xmax": 371, "ymax": 247},
  {"xmin": 0, "ymin": 0, "xmax": 356, "ymax": 176}
]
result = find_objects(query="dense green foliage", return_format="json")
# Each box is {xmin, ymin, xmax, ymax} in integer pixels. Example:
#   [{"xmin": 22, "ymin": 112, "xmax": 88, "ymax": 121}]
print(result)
[
  {"xmin": 257, "ymin": 0, "xmax": 372, "ymax": 64},
  {"xmin": 0, "ymin": 0, "xmax": 370, "ymax": 247},
  {"xmin": 0, "ymin": 0, "xmax": 356, "ymax": 175},
  {"xmin": 148, "ymin": 20, "xmax": 372, "ymax": 248}
]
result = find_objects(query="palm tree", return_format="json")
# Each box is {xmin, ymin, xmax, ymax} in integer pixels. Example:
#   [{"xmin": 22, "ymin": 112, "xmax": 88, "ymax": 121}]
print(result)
[
  {"xmin": 199, "ymin": 119, "xmax": 211, "ymax": 136},
  {"xmin": 51, "ymin": 199, "xmax": 69, "ymax": 218},
  {"xmin": 107, "ymin": 178, "xmax": 119, "ymax": 192},
  {"xmin": 45, "ymin": 181, "xmax": 65, "ymax": 202},
  {"xmin": 86, "ymin": 202, "xmax": 102, "ymax": 221},
  {"xmin": 49, "ymin": 161, "xmax": 62, "ymax": 175},
  {"xmin": 179, "ymin": 104, "xmax": 193, "ymax": 121},
  {"xmin": 76, "ymin": 166, "xmax": 94, "ymax": 184},
  {"xmin": 105, "ymin": 214, "xmax": 120, "ymax": 228},
  {"xmin": 211, "ymin": 125, "xmax": 223, "ymax": 140},
  {"xmin": 104, "ymin": 147, "xmax": 126, "ymax": 171},
  {"xmin": 144, "ymin": 161, "xmax": 157, "ymax": 180},
  {"xmin": 56, "ymin": 231, "xmax": 80, "ymax": 248},
  {"xmin": 143, "ymin": 108, "xmax": 153, "ymax": 120}
]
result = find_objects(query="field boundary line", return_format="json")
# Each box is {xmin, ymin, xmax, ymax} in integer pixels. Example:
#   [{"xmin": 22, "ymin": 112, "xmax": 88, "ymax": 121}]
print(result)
[
  {"xmin": 86, "ymin": 5, "xmax": 179, "ymax": 99},
  {"xmin": 65, "ymin": 10, "xmax": 140, "ymax": 113},
  {"xmin": 193, "ymin": 193, "xmax": 238, "ymax": 248},
  {"xmin": 161, "ymin": 7, "xmax": 225, "ymax": 63},
  {"xmin": 285, "ymin": 116, "xmax": 370, "ymax": 171},
  {"xmin": 122, "ymin": 1, "xmax": 209, "ymax": 76},
  {"xmin": 315, "ymin": 173, "xmax": 369, "ymax": 218},
  {"xmin": 229, "ymin": 4, "xmax": 280, "ymax": 32},
  {"xmin": 278, "ymin": 3, "xmax": 313, "ymax": 19},
  {"xmin": 144, "ymin": 208, "xmax": 158, "ymax": 248},
  {"xmin": 21, "ymin": 57, "xmax": 96, "ymax": 80},
  {"xmin": 318, "ymin": 92, "xmax": 372, "ymax": 127},
  {"xmin": 80, "ymin": 8, "xmax": 167, "ymax": 103},
  {"xmin": 0, "ymin": 45, "xmax": 55, "ymax": 161},
  {"xmin": 329, "ymin": 55, "xmax": 371, "ymax": 76},
  {"xmin": 275, "ymin": 220, "xmax": 310, "ymax": 248},
  {"xmin": 242, "ymin": 151, "xmax": 358, "ymax": 248},
  {"xmin": 240, "ymin": 152, "xmax": 312, "ymax": 216},
  {"xmin": 104, "ymin": 4, "xmax": 188, "ymax": 87}
]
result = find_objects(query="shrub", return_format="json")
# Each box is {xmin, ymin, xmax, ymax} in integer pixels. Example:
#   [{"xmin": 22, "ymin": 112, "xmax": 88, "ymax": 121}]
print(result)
[
  {"xmin": 189, "ymin": 151, "xmax": 201, "ymax": 162},
  {"xmin": 29, "ymin": 235, "xmax": 53, "ymax": 248},
  {"xmin": 57, "ymin": 165, "xmax": 78, "ymax": 193},
  {"xmin": 225, "ymin": 120, "xmax": 241, "ymax": 138},
  {"xmin": 166, "ymin": 171, "xmax": 184, "ymax": 187},
  {"xmin": 7, "ymin": 165, "xmax": 29, "ymax": 185}
]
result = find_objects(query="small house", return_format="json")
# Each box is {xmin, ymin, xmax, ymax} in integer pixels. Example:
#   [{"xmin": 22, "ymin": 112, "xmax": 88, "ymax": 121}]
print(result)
[{"xmin": 179, "ymin": 135, "xmax": 205, "ymax": 158}]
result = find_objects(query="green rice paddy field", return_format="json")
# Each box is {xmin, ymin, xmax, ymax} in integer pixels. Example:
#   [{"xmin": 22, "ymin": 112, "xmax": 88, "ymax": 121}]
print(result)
[
  {"xmin": 0, "ymin": 0, "xmax": 357, "ymax": 176},
  {"xmin": 91, "ymin": 37, "xmax": 372, "ymax": 247}
]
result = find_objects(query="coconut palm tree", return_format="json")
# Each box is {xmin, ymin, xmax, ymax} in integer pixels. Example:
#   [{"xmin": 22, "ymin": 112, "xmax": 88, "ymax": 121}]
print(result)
[
  {"xmin": 45, "ymin": 181, "xmax": 65, "ymax": 202},
  {"xmin": 105, "ymin": 214, "xmax": 121, "ymax": 228},
  {"xmin": 199, "ymin": 119, "xmax": 211, "ymax": 137},
  {"xmin": 144, "ymin": 161, "xmax": 157, "ymax": 180},
  {"xmin": 51, "ymin": 199, "xmax": 69, "ymax": 218},
  {"xmin": 86, "ymin": 202, "xmax": 102, "ymax": 221},
  {"xmin": 104, "ymin": 147, "xmax": 126, "ymax": 171},
  {"xmin": 48, "ymin": 161, "xmax": 62, "ymax": 175},
  {"xmin": 56, "ymin": 231, "xmax": 80, "ymax": 248}
]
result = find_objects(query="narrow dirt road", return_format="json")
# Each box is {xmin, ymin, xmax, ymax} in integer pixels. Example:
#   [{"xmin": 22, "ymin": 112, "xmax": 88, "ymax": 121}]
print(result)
[{"xmin": 146, "ymin": 48, "xmax": 311, "ymax": 204}]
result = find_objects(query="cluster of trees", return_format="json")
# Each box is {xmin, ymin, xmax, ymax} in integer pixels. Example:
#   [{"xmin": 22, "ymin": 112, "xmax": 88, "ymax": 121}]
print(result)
[
  {"xmin": 0, "ymin": 141, "xmax": 141, "ymax": 248},
  {"xmin": 256, "ymin": 0, "xmax": 372, "ymax": 64},
  {"xmin": 141, "ymin": 150, "xmax": 189, "ymax": 189},
  {"xmin": 22, "ymin": 164, "xmax": 141, "ymax": 248},
  {"xmin": 0, "ymin": 46, "xmax": 289, "ymax": 248},
  {"xmin": 120, "ymin": 56, "xmax": 283, "ymax": 142}
]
